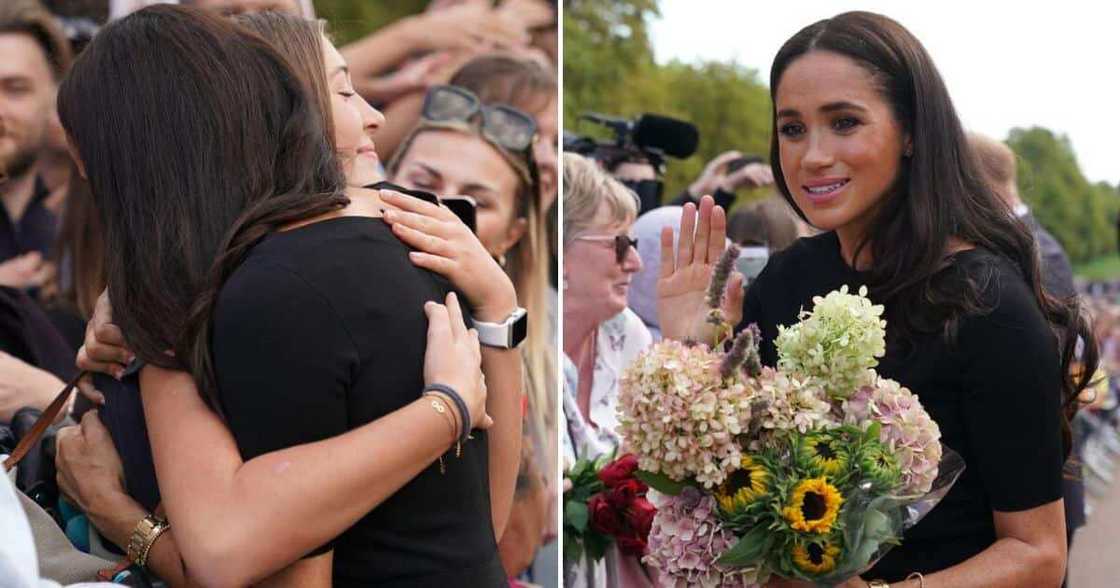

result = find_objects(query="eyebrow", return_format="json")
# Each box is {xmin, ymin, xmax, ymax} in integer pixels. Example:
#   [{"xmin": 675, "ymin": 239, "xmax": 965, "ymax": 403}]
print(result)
[
  {"xmin": 329, "ymin": 65, "xmax": 349, "ymax": 79},
  {"xmin": 416, "ymin": 163, "xmax": 497, "ymax": 196},
  {"xmin": 777, "ymin": 101, "xmax": 869, "ymax": 118}
]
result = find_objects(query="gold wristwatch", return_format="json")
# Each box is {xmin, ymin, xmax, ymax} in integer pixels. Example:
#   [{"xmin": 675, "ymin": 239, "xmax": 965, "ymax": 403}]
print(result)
[{"xmin": 127, "ymin": 514, "xmax": 170, "ymax": 568}]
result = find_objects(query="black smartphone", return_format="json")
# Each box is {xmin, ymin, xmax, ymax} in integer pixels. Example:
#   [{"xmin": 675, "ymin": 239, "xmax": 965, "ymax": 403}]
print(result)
[{"xmin": 441, "ymin": 195, "xmax": 477, "ymax": 234}]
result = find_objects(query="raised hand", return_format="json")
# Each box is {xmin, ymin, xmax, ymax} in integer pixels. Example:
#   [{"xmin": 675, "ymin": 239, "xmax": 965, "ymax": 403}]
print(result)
[{"xmin": 657, "ymin": 195, "xmax": 744, "ymax": 344}]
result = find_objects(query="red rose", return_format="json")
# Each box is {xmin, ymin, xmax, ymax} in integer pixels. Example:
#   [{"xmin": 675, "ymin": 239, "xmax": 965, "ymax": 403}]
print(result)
[
  {"xmin": 607, "ymin": 478, "xmax": 647, "ymax": 510},
  {"xmin": 625, "ymin": 497, "xmax": 657, "ymax": 538},
  {"xmin": 598, "ymin": 454, "xmax": 640, "ymax": 488},
  {"xmin": 616, "ymin": 533, "xmax": 647, "ymax": 556},
  {"xmin": 588, "ymin": 493, "xmax": 624, "ymax": 536}
]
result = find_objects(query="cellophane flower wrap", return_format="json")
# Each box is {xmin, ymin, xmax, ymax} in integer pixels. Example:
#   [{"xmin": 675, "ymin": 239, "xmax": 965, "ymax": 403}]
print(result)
[{"xmin": 618, "ymin": 259, "xmax": 966, "ymax": 586}]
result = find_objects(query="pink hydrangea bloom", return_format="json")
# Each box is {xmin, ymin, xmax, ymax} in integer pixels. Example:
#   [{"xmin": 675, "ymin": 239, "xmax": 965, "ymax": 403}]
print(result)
[
  {"xmin": 843, "ymin": 376, "xmax": 943, "ymax": 494},
  {"xmin": 644, "ymin": 488, "xmax": 759, "ymax": 588},
  {"xmin": 618, "ymin": 340, "xmax": 754, "ymax": 488}
]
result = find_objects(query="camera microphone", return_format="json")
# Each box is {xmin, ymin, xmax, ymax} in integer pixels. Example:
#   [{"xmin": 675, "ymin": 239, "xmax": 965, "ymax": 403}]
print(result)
[{"xmin": 633, "ymin": 114, "xmax": 699, "ymax": 159}]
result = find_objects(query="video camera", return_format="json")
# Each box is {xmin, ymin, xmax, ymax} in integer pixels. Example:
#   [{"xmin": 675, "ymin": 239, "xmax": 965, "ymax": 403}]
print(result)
[{"xmin": 564, "ymin": 113, "xmax": 699, "ymax": 213}]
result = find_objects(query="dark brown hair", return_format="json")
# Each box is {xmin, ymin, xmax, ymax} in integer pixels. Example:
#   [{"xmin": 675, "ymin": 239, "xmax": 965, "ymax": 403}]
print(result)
[
  {"xmin": 769, "ymin": 11, "xmax": 1097, "ymax": 456},
  {"xmin": 57, "ymin": 4, "xmax": 346, "ymax": 412},
  {"xmin": 0, "ymin": 0, "xmax": 72, "ymax": 80},
  {"xmin": 234, "ymin": 11, "xmax": 333, "ymax": 147}
]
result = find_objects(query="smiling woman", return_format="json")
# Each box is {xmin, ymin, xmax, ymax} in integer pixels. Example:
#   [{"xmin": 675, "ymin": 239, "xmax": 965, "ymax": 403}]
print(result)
[{"xmin": 736, "ymin": 10, "xmax": 1101, "ymax": 587}]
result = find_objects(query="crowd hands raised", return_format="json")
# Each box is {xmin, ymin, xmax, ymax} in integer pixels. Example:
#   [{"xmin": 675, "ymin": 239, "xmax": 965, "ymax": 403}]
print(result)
[{"xmin": 0, "ymin": 0, "xmax": 558, "ymax": 587}]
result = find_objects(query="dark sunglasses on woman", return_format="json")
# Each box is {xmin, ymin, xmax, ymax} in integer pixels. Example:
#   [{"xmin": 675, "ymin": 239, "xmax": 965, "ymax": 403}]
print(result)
[{"xmin": 574, "ymin": 234, "xmax": 639, "ymax": 264}]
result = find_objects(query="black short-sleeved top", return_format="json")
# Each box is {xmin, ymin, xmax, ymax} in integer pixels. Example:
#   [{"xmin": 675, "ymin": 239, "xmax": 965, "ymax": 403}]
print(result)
[
  {"xmin": 210, "ymin": 216, "xmax": 503, "ymax": 587},
  {"xmin": 739, "ymin": 232, "xmax": 1064, "ymax": 581}
]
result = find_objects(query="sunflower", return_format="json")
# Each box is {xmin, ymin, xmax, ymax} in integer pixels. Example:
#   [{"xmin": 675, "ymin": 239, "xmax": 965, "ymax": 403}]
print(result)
[
  {"xmin": 716, "ymin": 455, "xmax": 769, "ymax": 515},
  {"xmin": 791, "ymin": 538, "xmax": 842, "ymax": 574},
  {"xmin": 798, "ymin": 432, "xmax": 849, "ymax": 476},
  {"xmin": 782, "ymin": 477, "xmax": 844, "ymax": 534},
  {"xmin": 858, "ymin": 442, "xmax": 902, "ymax": 491}
]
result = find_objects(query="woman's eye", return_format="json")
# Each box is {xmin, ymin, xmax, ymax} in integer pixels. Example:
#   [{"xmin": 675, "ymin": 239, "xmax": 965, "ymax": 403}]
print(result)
[
  {"xmin": 833, "ymin": 117, "xmax": 861, "ymax": 132},
  {"xmin": 339, "ymin": 91, "xmax": 355, "ymax": 99},
  {"xmin": 778, "ymin": 122, "xmax": 804, "ymax": 138}
]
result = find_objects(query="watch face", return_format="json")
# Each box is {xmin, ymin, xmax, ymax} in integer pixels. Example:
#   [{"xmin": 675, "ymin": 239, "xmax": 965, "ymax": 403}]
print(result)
[{"xmin": 512, "ymin": 312, "xmax": 528, "ymax": 345}]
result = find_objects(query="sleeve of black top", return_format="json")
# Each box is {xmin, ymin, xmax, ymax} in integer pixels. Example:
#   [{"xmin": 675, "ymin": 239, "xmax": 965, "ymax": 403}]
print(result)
[
  {"xmin": 211, "ymin": 262, "xmax": 358, "ymax": 555},
  {"xmin": 957, "ymin": 263, "xmax": 1064, "ymax": 512}
]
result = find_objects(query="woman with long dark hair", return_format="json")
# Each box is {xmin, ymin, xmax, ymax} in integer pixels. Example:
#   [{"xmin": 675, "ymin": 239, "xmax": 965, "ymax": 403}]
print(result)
[
  {"xmin": 57, "ymin": 6, "xmax": 520, "ymax": 587},
  {"xmin": 662, "ymin": 11, "xmax": 1096, "ymax": 588}
]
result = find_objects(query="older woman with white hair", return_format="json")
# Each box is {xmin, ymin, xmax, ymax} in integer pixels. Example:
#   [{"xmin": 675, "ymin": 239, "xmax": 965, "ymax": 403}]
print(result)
[{"xmin": 561, "ymin": 154, "xmax": 743, "ymax": 587}]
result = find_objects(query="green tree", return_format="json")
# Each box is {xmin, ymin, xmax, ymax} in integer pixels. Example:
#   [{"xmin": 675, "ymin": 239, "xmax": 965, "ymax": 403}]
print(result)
[
  {"xmin": 1008, "ymin": 127, "xmax": 1118, "ymax": 263},
  {"xmin": 563, "ymin": 0, "xmax": 772, "ymax": 205},
  {"xmin": 313, "ymin": 0, "xmax": 427, "ymax": 45}
]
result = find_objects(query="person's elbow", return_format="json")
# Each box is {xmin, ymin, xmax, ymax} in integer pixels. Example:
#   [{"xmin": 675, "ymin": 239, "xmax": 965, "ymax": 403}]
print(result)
[
  {"xmin": 1026, "ymin": 539, "xmax": 1067, "ymax": 587},
  {"xmin": 179, "ymin": 528, "xmax": 263, "ymax": 588}
]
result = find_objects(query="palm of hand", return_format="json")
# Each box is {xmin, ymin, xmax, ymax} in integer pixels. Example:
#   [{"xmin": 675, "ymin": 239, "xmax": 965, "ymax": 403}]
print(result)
[{"xmin": 657, "ymin": 261, "xmax": 714, "ymax": 342}]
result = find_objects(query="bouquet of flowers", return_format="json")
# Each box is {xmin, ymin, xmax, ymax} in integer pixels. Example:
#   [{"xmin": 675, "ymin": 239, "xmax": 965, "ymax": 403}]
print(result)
[
  {"xmin": 617, "ymin": 246, "xmax": 965, "ymax": 586},
  {"xmin": 563, "ymin": 453, "xmax": 658, "ymax": 565}
]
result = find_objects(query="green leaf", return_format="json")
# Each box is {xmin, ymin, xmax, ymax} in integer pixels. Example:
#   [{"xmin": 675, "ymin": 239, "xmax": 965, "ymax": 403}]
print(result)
[
  {"xmin": 716, "ymin": 524, "xmax": 772, "ymax": 567},
  {"xmin": 634, "ymin": 470, "xmax": 689, "ymax": 495},
  {"xmin": 566, "ymin": 499, "xmax": 590, "ymax": 532},
  {"xmin": 563, "ymin": 535, "xmax": 584, "ymax": 563},
  {"xmin": 584, "ymin": 529, "xmax": 612, "ymax": 562},
  {"xmin": 864, "ymin": 421, "xmax": 882, "ymax": 442}
]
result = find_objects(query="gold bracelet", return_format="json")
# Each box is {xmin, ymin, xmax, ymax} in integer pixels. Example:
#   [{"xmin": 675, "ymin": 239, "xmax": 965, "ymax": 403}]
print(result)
[
  {"xmin": 906, "ymin": 572, "xmax": 925, "ymax": 588},
  {"xmin": 422, "ymin": 393, "xmax": 459, "ymax": 473},
  {"xmin": 126, "ymin": 514, "xmax": 170, "ymax": 569}
]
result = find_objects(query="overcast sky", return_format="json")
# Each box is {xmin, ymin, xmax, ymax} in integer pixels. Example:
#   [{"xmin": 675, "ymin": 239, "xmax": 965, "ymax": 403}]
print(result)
[{"xmin": 648, "ymin": 1, "xmax": 1120, "ymax": 185}]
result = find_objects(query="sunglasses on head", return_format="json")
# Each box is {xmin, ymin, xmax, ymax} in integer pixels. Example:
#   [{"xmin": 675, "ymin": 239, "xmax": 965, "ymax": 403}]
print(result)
[
  {"xmin": 575, "ymin": 234, "xmax": 638, "ymax": 264},
  {"xmin": 421, "ymin": 85, "xmax": 538, "ymax": 154}
]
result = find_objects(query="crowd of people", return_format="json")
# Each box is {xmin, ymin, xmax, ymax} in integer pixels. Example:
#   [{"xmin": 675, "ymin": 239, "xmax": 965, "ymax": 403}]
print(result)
[
  {"xmin": 0, "ymin": 1, "xmax": 558, "ymax": 587},
  {"xmin": 562, "ymin": 10, "xmax": 1105, "ymax": 588}
]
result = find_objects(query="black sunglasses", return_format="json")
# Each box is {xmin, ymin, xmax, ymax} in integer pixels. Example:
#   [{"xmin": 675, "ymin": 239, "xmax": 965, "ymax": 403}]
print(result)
[{"xmin": 575, "ymin": 234, "xmax": 639, "ymax": 264}]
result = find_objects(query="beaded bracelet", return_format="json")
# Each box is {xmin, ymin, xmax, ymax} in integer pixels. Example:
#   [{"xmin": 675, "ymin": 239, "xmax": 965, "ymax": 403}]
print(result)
[{"xmin": 423, "ymin": 383, "xmax": 471, "ymax": 446}]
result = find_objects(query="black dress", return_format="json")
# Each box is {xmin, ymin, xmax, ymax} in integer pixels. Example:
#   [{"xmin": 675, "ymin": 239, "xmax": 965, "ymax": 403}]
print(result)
[
  {"xmin": 210, "ymin": 216, "xmax": 503, "ymax": 587},
  {"xmin": 739, "ymin": 232, "xmax": 1064, "ymax": 581}
]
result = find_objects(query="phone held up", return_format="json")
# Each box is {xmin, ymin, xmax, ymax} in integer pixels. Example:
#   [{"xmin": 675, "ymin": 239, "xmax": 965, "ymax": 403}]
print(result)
[{"xmin": 370, "ymin": 181, "xmax": 477, "ymax": 234}]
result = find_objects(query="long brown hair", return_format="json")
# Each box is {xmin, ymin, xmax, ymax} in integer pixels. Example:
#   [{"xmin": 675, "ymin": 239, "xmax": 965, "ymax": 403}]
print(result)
[
  {"xmin": 57, "ymin": 5, "xmax": 347, "ymax": 412},
  {"xmin": 234, "ymin": 11, "xmax": 334, "ymax": 147},
  {"xmin": 769, "ymin": 11, "xmax": 1098, "ymax": 456}
]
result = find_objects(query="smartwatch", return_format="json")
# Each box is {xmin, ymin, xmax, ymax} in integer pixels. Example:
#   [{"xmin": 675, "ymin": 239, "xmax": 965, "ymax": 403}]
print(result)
[{"xmin": 474, "ymin": 307, "xmax": 528, "ymax": 349}]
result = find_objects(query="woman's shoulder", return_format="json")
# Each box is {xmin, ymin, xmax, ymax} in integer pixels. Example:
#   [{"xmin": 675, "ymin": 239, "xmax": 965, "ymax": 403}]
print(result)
[{"xmin": 950, "ymin": 248, "xmax": 1050, "ymax": 337}]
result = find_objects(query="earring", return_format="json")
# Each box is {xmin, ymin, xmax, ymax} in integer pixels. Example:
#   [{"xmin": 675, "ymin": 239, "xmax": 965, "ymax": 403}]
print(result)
[
  {"xmin": 498, "ymin": 253, "xmax": 507, "ymax": 267},
  {"xmin": 904, "ymin": 144, "xmax": 913, "ymax": 158}
]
